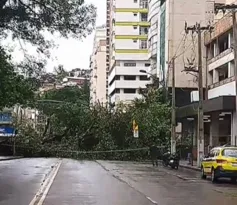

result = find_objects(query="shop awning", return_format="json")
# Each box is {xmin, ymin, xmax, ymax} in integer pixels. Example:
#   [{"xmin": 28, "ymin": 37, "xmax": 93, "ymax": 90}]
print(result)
[{"xmin": 176, "ymin": 96, "xmax": 235, "ymax": 119}]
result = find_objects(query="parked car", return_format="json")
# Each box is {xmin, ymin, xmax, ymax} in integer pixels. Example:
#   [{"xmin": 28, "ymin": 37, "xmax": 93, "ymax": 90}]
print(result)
[{"xmin": 201, "ymin": 145, "xmax": 237, "ymax": 183}]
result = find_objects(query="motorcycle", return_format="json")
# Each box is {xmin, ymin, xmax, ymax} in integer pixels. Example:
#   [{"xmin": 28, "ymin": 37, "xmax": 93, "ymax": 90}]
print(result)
[{"xmin": 162, "ymin": 152, "xmax": 179, "ymax": 170}]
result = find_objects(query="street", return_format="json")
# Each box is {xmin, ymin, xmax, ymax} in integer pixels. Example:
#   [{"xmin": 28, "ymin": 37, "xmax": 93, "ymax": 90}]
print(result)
[{"xmin": 0, "ymin": 158, "xmax": 237, "ymax": 205}]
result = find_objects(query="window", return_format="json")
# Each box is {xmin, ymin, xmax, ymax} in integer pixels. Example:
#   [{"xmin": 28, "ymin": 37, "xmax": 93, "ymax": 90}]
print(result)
[
  {"xmin": 133, "ymin": 26, "xmax": 137, "ymax": 29},
  {"xmin": 124, "ymin": 75, "xmax": 136, "ymax": 80},
  {"xmin": 222, "ymin": 149, "xmax": 237, "ymax": 158},
  {"xmin": 141, "ymin": 13, "xmax": 148, "ymax": 21},
  {"xmin": 140, "ymin": 75, "xmax": 149, "ymax": 81},
  {"xmin": 209, "ymin": 149, "xmax": 215, "ymax": 158},
  {"xmin": 124, "ymin": 89, "xmax": 136, "ymax": 94},
  {"xmin": 145, "ymin": 63, "xmax": 150, "ymax": 67},
  {"xmin": 215, "ymin": 150, "xmax": 220, "ymax": 157},
  {"xmin": 124, "ymin": 63, "xmax": 136, "ymax": 67},
  {"xmin": 140, "ymin": 40, "xmax": 147, "ymax": 49},
  {"xmin": 133, "ymin": 13, "xmax": 137, "ymax": 16},
  {"xmin": 115, "ymin": 89, "xmax": 120, "ymax": 93}
]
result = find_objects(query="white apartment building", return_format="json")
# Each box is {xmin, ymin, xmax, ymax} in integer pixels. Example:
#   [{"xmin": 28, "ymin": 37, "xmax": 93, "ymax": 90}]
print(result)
[
  {"xmin": 90, "ymin": 25, "xmax": 107, "ymax": 105},
  {"xmin": 108, "ymin": 0, "xmax": 151, "ymax": 104}
]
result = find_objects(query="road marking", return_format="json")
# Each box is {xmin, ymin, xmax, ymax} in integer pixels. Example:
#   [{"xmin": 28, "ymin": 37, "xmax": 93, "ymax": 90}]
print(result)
[
  {"xmin": 29, "ymin": 159, "xmax": 62, "ymax": 205},
  {"xmin": 146, "ymin": 196, "xmax": 158, "ymax": 204}
]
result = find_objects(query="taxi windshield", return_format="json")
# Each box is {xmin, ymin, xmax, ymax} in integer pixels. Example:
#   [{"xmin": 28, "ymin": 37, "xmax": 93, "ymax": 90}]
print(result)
[{"xmin": 223, "ymin": 149, "xmax": 237, "ymax": 158}]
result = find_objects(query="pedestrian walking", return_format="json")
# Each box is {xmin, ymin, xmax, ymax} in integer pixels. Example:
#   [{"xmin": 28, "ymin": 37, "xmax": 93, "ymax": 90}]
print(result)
[{"xmin": 150, "ymin": 145, "xmax": 159, "ymax": 166}]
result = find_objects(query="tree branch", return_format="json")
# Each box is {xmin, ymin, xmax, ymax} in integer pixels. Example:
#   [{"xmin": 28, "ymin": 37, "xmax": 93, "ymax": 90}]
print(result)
[{"xmin": 0, "ymin": 0, "xmax": 8, "ymax": 10}]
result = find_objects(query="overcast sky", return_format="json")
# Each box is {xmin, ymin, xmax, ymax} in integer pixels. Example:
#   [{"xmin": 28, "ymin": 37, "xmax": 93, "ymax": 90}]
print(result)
[
  {"xmin": 3, "ymin": 0, "xmax": 106, "ymax": 73},
  {"xmin": 46, "ymin": 0, "xmax": 106, "ymax": 72}
]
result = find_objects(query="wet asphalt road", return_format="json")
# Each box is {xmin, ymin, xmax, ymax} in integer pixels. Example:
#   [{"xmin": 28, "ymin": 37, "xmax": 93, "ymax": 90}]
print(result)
[
  {"xmin": 0, "ymin": 158, "xmax": 237, "ymax": 205},
  {"xmin": 0, "ymin": 158, "xmax": 58, "ymax": 205}
]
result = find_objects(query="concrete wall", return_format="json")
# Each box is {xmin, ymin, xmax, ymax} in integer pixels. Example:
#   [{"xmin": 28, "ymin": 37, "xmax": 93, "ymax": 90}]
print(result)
[{"xmin": 165, "ymin": 0, "xmax": 209, "ymax": 88}]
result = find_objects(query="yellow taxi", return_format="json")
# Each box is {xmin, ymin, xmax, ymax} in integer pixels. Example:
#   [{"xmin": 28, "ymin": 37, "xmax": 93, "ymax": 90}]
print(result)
[{"xmin": 201, "ymin": 145, "xmax": 237, "ymax": 183}]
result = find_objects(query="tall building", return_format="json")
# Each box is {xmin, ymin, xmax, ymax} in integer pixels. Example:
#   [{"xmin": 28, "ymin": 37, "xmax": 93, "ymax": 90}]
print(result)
[
  {"xmin": 175, "ymin": 0, "xmax": 234, "ymax": 166},
  {"xmin": 107, "ymin": 0, "xmax": 151, "ymax": 105},
  {"xmin": 147, "ymin": 0, "xmax": 225, "ymax": 107},
  {"xmin": 148, "ymin": 0, "xmax": 160, "ymax": 77},
  {"xmin": 90, "ymin": 25, "xmax": 107, "ymax": 105}
]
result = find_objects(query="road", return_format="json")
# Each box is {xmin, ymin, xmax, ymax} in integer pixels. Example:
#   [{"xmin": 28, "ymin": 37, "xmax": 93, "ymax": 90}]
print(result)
[{"xmin": 0, "ymin": 158, "xmax": 237, "ymax": 205}]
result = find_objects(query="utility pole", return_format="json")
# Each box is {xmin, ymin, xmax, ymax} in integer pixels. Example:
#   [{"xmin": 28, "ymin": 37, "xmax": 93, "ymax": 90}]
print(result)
[
  {"xmin": 171, "ymin": 57, "xmax": 176, "ymax": 154},
  {"xmin": 185, "ymin": 22, "xmax": 213, "ymax": 167},
  {"xmin": 215, "ymin": 3, "xmax": 237, "ymax": 147}
]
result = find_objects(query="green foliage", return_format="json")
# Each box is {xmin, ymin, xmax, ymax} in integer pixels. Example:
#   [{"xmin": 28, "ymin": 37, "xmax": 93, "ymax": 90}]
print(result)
[
  {"xmin": 0, "ymin": 46, "xmax": 36, "ymax": 110},
  {"xmin": 0, "ymin": 0, "xmax": 96, "ymax": 75},
  {"xmin": 16, "ymin": 85, "xmax": 171, "ymax": 160},
  {"xmin": 0, "ymin": 0, "xmax": 96, "ymax": 46}
]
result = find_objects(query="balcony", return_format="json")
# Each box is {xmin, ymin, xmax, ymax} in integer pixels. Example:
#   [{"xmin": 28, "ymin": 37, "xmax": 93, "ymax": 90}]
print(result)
[
  {"xmin": 208, "ymin": 76, "xmax": 235, "ymax": 90},
  {"xmin": 208, "ymin": 48, "xmax": 232, "ymax": 65}
]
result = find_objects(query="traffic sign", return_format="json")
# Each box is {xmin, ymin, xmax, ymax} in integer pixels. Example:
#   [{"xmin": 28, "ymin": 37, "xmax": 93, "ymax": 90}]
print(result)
[{"xmin": 133, "ymin": 130, "xmax": 139, "ymax": 138}]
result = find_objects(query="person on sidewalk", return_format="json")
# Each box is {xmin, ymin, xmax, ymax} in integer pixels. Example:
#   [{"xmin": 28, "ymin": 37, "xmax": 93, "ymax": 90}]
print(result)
[{"xmin": 150, "ymin": 145, "xmax": 159, "ymax": 166}]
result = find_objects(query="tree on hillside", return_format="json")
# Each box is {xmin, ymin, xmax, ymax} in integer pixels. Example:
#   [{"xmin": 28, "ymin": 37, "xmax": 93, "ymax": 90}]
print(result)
[
  {"xmin": 0, "ymin": 0, "xmax": 96, "ymax": 74},
  {"xmin": 54, "ymin": 65, "xmax": 68, "ymax": 83},
  {"xmin": 0, "ymin": 46, "xmax": 36, "ymax": 109}
]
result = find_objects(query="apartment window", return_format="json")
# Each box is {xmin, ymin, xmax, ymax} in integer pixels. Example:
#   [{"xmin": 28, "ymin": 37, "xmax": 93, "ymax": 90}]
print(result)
[
  {"xmin": 218, "ymin": 32, "xmax": 229, "ymax": 54},
  {"xmin": 115, "ymin": 89, "xmax": 120, "ymax": 93},
  {"xmin": 124, "ymin": 63, "xmax": 136, "ymax": 67},
  {"xmin": 140, "ymin": 26, "xmax": 148, "ymax": 35},
  {"xmin": 140, "ymin": 40, "xmax": 147, "ymax": 49},
  {"xmin": 133, "ymin": 13, "xmax": 137, "ymax": 16},
  {"xmin": 217, "ymin": 63, "xmax": 228, "ymax": 82},
  {"xmin": 140, "ymin": 0, "xmax": 148, "ymax": 8},
  {"xmin": 145, "ymin": 63, "xmax": 150, "ymax": 67},
  {"xmin": 124, "ymin": 89, "xmax": 136, "ymax": 93},
  {"xmin": 124, "ymin": 75, "xmax": 136, "ymax": 80},
  {"xmin": 140, "ymin": 76, "xmax": 149, "ymax": 81},
  {"xmin": 141, "ymin": 13, "xmax": 148, "ymax": 22},
  {"xmin": 133, "ymin": 39, "xmax": 137, "ymax": 43}
]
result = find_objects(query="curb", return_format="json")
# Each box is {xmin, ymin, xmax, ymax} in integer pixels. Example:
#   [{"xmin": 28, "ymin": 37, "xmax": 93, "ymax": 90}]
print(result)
[
  {"xmin": 138, "ymin": 160, "xmax": 201, "ymax": 172},
  {"xmin": 0, "ymin": 156, "xmax": 23, "ymax": 161},
  {"xmin": 179, "ymin": 164, "xmax": 201, "ymax": 172}
]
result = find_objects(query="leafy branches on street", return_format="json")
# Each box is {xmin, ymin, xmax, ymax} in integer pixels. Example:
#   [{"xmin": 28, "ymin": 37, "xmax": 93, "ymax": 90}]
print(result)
[{"xmin": 16, "ymin": 84, "xmax": 171, "ymax": 160}]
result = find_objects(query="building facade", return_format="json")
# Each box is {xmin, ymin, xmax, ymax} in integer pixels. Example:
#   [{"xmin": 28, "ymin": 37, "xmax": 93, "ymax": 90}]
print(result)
[
  {"xmin": 108, "ymin": 0, "xmax": 151, "ymax": 104},
  {"xmin": 176, "ymin": 0, "xmax": 236, "ymax": 167},
  {"xmin": 148, "ymin": 0, "xmax": 160, "ymax": 77},
  {"xmin": 90, "ymin": 25, "xmax": 107, "ymax": 105}
]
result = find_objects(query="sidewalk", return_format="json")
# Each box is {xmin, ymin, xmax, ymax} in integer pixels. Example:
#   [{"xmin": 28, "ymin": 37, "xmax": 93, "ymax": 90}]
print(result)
[
  {"xmin": 179, "ymin": 160, "xmax": 201, "ymax": 171},
  {"xmin": 0, "ymin": 156, "xmax": 23, "ymax": 161}
]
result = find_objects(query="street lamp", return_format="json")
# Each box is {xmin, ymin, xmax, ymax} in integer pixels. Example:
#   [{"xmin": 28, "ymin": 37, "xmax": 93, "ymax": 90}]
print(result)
[{"xmin": 139, "ymin": 70, "xmax": 160, "ymax": 88}]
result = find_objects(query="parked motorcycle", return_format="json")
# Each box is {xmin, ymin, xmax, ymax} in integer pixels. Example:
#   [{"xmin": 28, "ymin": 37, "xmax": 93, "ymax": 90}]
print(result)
[{"xmin": 162, "ymin": 152, "xmax": 179, "ymax": 170}]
